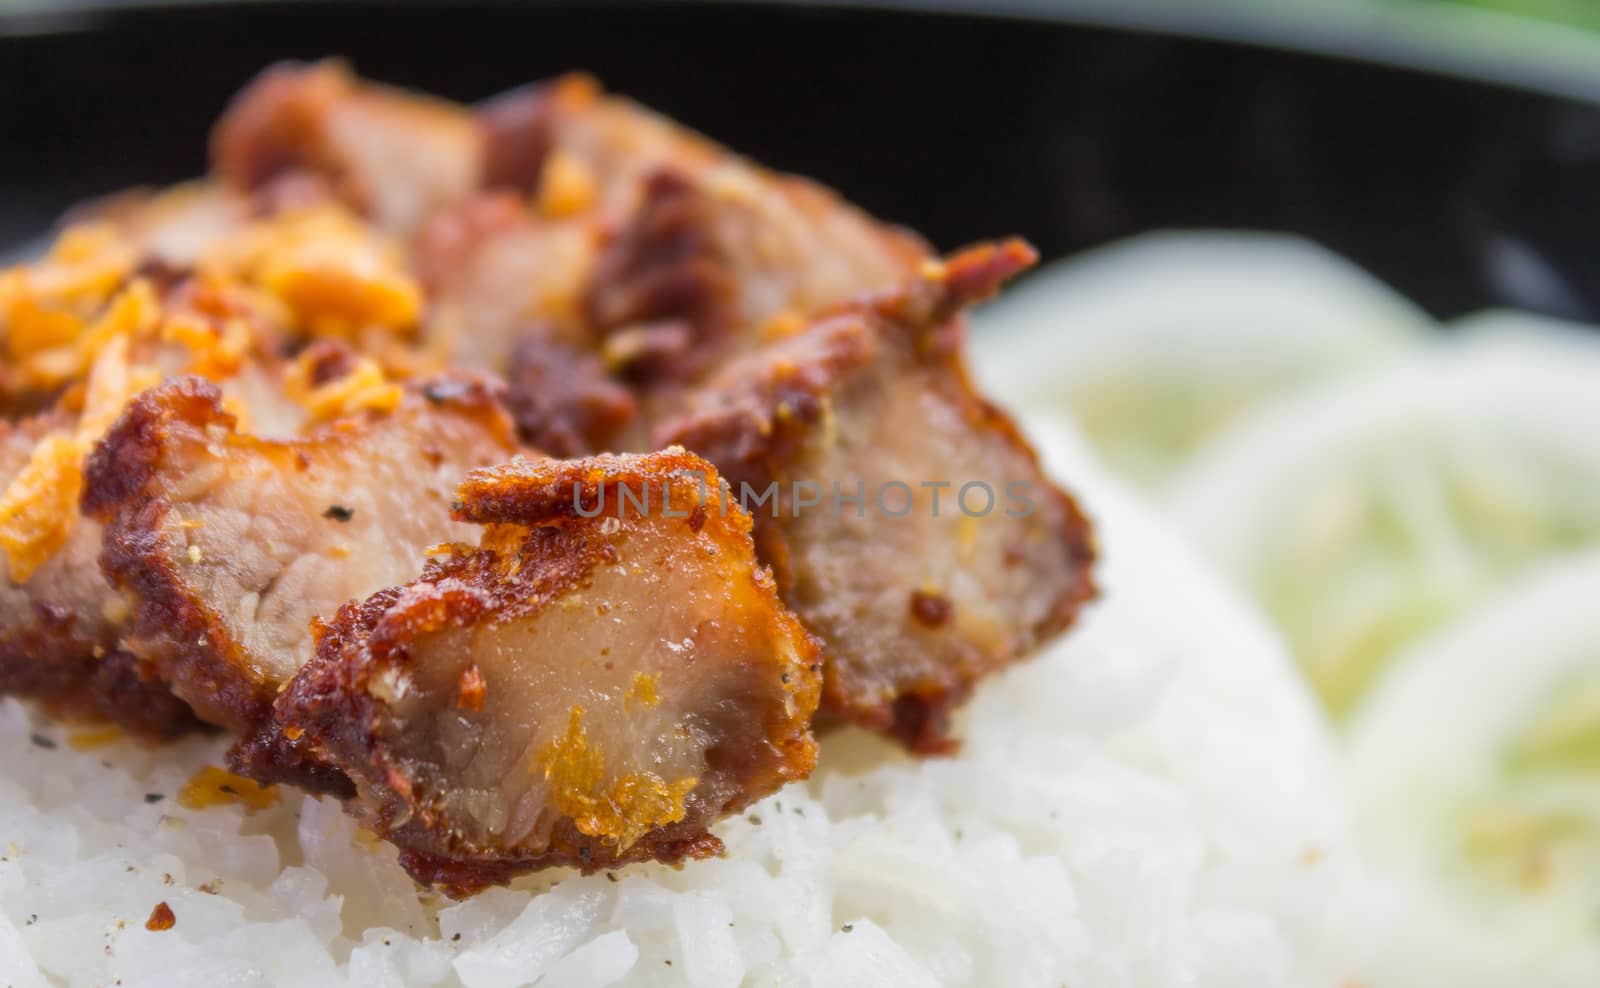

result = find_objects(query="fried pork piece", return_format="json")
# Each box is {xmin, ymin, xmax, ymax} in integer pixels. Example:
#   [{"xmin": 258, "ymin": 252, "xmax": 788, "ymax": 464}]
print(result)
[
  {"xmin": 82, "ymin": 373, "xmax": 519, "ymax": 735},
  {"xmin": 658, "ymin": 241, "xmax": 1098, "ymax": 752},
  {"xmin": 277, "ymin": 450, "xmax": 821, "ymax": 895},
  {"xmin": 213, "ymin": 60, "xmax": 483, "ymax": 235},
  {"xmin": 414, "ymin": 192, "xmax": 600, "ymax": 372},
  {"xmin": 416, "ymin": 152, "xmax": 928, "ymax": 401},
  {"xmin": 582, "ymin": 164, "xmax": 928, "ymax": 384},
  {"xmin": 219, "ymin": 63, "xmax": 927, "ymax": 374},
  {"xmin": 0, "ymin": 298, "xmax": 278, "ymax": 737},
  {"xmin": 0, "ymin": 219, "xmax": 397, "ymax": 736},
  {"xmin": 0, "ymin": 413, "xmax": 198, "ymax": 736},
  {"xmin": 481, "ymin": 75, "xmax": 927, "ymax": 377}
]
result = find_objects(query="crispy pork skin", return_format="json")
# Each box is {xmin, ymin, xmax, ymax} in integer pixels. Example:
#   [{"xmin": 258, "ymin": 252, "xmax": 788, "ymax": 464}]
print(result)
[
  {"xmin": 659, "ymin": 242, "xmax": 1097, "ymax": 752},
  {"xmin": 82, "ymin": 374, "xmax": 519, "ymax": 733},
  {"xmin": 278, "ymin": 450, "xmax": 821, "ymax": 895}
]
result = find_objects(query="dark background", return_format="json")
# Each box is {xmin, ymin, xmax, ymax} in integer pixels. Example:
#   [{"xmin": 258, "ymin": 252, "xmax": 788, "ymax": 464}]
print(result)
[{"xmin": 4, "ymin": 0, "xmax": 1600, "ymax": 320}]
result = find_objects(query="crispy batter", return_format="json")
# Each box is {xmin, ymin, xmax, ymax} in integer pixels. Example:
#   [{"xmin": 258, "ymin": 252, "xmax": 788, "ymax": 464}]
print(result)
[
  {"xmin": 83, "ymin": 374, "xmax": 518, "ymax": 731},
  {"xmin": 277, "ymin": 450, "xmax": 820, "ymax": 896},
  {"xmin": 659, "ymin": 242, "xmax": 1097, "ymax": 751}
]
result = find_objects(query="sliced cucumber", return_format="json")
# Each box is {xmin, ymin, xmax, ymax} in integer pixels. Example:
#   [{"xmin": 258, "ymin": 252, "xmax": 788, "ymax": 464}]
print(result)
[
  {"xmin": 1349, "ymin": 550, "xmax": 1600, "ymax": 985},
  {"xmin": 1169, "ymin": 329, "xmax": 1600, "ymax": 716},
  {"xmin": 971, "ymin": 232, "xmax": 1430, "ymax": 488}
]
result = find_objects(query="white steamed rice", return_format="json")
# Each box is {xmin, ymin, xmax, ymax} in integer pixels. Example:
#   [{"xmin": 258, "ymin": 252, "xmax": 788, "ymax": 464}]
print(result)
[{"xmin": 0, "ymin": 414, "xmax": 1375, "ymax": 987}]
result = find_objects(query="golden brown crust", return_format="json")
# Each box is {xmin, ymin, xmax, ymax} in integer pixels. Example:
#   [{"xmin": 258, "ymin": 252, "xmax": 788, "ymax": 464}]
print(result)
[
  {"xmin": 226, "ymin": 722, "xmax": 356, "ymax": 798},
  {"xmin": 279, "ymin": 450, "xmax": 821, "ymax": 896},
  {"xmin": 85, "ymin": 377, "xmax": 296, "ymax": 728},
  {"xmin": 450, "ymin": 445, "xmax": 720, "ymax": 526},
  {"xmin": 0, "ymin": 611, "xmax": 202, "ymax": 740},
  {"xmin": 652, "ymin": 314, "xmax": 879, "ymax": 490},
  {"xmin": 394, "ymin": 831, "xmax": 726, "ymax": 900}
]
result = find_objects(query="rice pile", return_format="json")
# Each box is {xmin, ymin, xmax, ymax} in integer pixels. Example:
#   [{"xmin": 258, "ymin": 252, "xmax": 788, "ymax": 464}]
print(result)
[{"xmin": 0, "ymin": 415, "xmax": 1374, "ymax": 987}]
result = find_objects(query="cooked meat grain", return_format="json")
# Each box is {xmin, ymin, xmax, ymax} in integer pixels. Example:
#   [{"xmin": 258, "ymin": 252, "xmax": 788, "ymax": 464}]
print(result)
[{"xmin": 277, "ymin": 449, "xmax": 821, "ymax": 895}]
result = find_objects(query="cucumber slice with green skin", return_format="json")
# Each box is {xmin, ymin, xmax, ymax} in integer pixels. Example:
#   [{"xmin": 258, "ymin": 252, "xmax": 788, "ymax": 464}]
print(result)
[
  {"xmin": 971, "ymin": 232, "xmax": 1431, "ymax": 489},
  {"xmin": 1349, "ymin": 550, "xmax": 1600, "ymax": 987},
  {"xmin": 1168, "ymin": 328, "xmax": 1600, "ymax": 717}
]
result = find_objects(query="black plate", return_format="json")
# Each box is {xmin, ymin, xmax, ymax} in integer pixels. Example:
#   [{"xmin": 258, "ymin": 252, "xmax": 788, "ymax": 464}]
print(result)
[{"xmin": 4, "ymin": 0, "xmax": 1600, "ymax": 320}]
